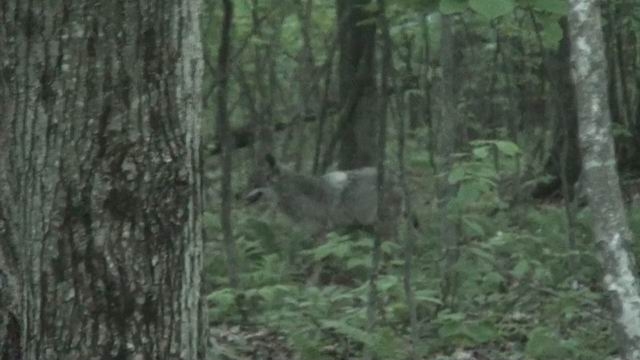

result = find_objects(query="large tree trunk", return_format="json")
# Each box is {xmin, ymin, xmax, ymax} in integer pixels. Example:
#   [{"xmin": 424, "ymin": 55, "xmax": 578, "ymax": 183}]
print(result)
[
  {"xmin": 0, "ymin": 1, "xmax": 206, "ymax": 359},
  {"xmin": 335, "ymin": 0, "xmax": 377, "ymax": 169},
  {"xmin": 568, "ymin": 1, "xmax": 640, "ymax": 359},
  {"xmin": 533, "ymin": 18, "xmax": 581, "ymax": 200}
]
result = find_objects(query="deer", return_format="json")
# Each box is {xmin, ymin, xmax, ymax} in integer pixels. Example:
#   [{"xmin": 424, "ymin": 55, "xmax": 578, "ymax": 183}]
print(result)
[{"xmin": 246, "ymin": 154, "xmax": 407, "ymax": 283}]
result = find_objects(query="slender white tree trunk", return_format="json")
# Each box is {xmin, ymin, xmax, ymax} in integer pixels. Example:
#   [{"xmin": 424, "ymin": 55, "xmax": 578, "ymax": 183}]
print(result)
[{"xmin": 568, "ymin": 1, "xmax": 640, "ymax": 359}]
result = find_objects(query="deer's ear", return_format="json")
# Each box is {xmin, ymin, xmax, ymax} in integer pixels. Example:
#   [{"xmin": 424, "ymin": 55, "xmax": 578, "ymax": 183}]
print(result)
[
  {"xmin": 245, "ymin": 188, "xmax": 265, "ymax": 204},
  {"xmin": 265, "ymin": 154, "xmax": 279, "ymax": 173}
]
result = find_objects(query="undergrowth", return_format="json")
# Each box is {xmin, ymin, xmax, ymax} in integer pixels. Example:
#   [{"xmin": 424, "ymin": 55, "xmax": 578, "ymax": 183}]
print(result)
[{"xmin": 204, "ymin": 140, "xmax": 633, "ymax": 359}]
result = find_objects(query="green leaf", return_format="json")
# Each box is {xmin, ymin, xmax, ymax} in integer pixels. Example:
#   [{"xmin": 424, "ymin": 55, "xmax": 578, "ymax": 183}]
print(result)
[
  {"xmin": 415, "ymin": 289, "xmax": 443, "ymax": 305},
  {"xmin": 320, "ymin": 320, "xmax": 376, "ymax": 347},
  {"xmin": 540, "ymin": 16, "xmax": 563, "ymax": 48},
  {"xmin": 438, "ymin": 319, "xmax": 465, "ymax": 339},
  {"xmin": 311, "ymin": 238, "xmax": 351, "ymax": 260},
  {"xmin": 469, "ymin": 0, "xmax": 515, "ymax": 20},
  {"xmin": 207, "ymin": 288, "xmax": 235, "ymax": 304},
  {"xmin": 533, "ymin": 0, "xmax": 568, "ymax": 15},
  {"xmin": 438, "ymin": 311, "xmax": 466, "ymax": 322},
  {"xmin": 472, "ymin": 145, "xmax": 490, "ymax": 159},
  {"xmin": 494, "ymin": 140, "xmax": 520, "ymax": 156},
  {"xmin": 257, "ymin": 284, "xmax": 295, "ymax": 303},
  {"xmin": 409, "ymin": 151, "xmax": 432, "ymax": 168},
  {"xmin": 525, "ymin": 327, "xmax": 571, "ymax": 359},
  {"xmin": 483, "ymin": 271, "xmax": 505, "ymax": 287},
  {"xmin": 456, "ymin": 182, "xmax": 482, "ymax": 203},
  {"xmin": 378, "ymin": 275, "xmax": 400, "ymax": 292},
  {"xmin": 448, "ymin": 166, "xmax": 466, "ymax": 184},
  {"xmin": 249, "ymin": 34, "xmax": 270, "ymax": 45},
  {"xmin": 361, "ymin": 2, "xmax": 379, "ymax": 13},
  {"xmin": 534, "ymin": 266, "xmax": 553, "ymax": 283},
  {"xmin": 381, "ymin": 240, "xmax": 401, "ymax": 254},
  {"xmin": 475, "ymin": 167, "xmax": 498, "ymax": 181},
  {"xmin": 468, "ymin": 246, "xmax": 495, "ymax": 263},
  {"xmin": 356, "ymin": 17, "xmax": 378, "ymax": 27},
  {"xmin": 462, "ymin": 216, "xmax": 486, "ymax": 237},
  {"xmin": 465, "ymin": 321, "xmax": 499, "ymax": 343},
  {"xmin": 440, "ymin": 0, "xmax": 467, "ymax": 15},
  {"xmin": 346, "ymin": 257, "xmax": 369, "ymax": 270},
  {"xmin": 512, "ymin": 259, "xmax": 530, "ymax": 278}
]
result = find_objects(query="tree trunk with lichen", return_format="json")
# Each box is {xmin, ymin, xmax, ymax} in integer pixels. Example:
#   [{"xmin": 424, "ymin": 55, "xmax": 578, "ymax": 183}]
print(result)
[
  {"xmin": 0, "ymin": 1, "xmax": 206, "ymax": 359},
  {"xmin": 568, "ymin": 1, "xmax": 640, "ymax": 359}
]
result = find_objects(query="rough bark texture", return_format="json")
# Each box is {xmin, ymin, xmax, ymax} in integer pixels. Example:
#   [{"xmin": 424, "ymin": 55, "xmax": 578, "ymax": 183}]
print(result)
[
  {"xmin": 568, "ymin": 1, "xmax": 640, "ymax": 359},
  {"xmin": 0, "ymin": 1, "xmax": 205, "ymax": 359}
]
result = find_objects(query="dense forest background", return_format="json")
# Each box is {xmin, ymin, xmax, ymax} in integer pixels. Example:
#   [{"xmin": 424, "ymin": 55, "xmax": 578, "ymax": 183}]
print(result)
[
  {"xmin": 203, "ymin": 0, "xmax": 640, "ymax": 359},
  {"xmin": 2, "ymin": 0, "xmax": 640, "ymax": 359}
]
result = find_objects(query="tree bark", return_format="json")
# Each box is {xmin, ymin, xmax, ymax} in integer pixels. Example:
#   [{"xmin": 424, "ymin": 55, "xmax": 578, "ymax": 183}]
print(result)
[
  {"xmin": 531, "ymin": 17, "xmax": 581, "ymax": 200},
  {"xmin": 247, "ymin": 0, "xmax": 276, "ymax": 187},
  {"xmin": 218, "ymin": 0, "xmax": 239, "ymax": 289},
  {"xmin": 437, "ymin": 14, "xmax": 461, "ymax": 309},
  {"xmin": 335, "ymin": 0, "xmax": 377, "ymax": 169},
  {"xmin": 365, "ymin": 1, "xmax": 390, "ymax": 358},
  {"xmin": 0, "ymin": 1, "xmax": 206, "ymax": 358},
  {"xmin": 568, "ymin": 1, "xmax": 640, "ymax": 359}
]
